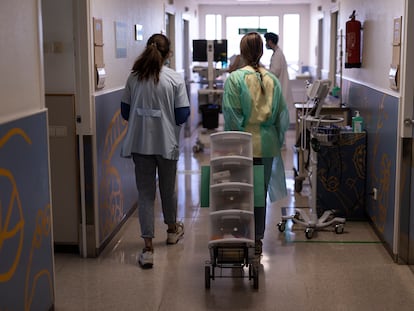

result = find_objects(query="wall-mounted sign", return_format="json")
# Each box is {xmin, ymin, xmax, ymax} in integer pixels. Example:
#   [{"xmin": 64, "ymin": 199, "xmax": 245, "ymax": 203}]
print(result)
[
  {"xmin": 238, "ymin": 28, "xmax": 267, "ymax": 35},
  {"xmin": 115, "ymin": 21, "xmax": 127, "ymax": 58}
]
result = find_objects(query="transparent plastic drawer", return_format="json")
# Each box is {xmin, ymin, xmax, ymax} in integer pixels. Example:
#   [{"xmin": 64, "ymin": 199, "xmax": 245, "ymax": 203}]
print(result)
[
  {"xmin": 209, "ymin": 210, "xmax": 254, "ymax": 242},
  {"xmin": 210, "ymin": 131, "xmax": 252, "ymax": 158},
  {"xmin": 209, "ymin": 183, "xmax": 253, "ymax": 212},
  {"xmin": 210, "ymin": 156, "xmax": 253, "ymax": 185}
]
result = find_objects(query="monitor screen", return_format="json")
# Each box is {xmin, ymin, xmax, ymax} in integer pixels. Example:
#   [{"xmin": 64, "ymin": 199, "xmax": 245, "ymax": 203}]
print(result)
[
  {"xmin": 213, "ymin": 40, "xmax": 227, "ymax": 62},
  {"xmin": 192, "ymin": 40, "xmax": 208, "ymax": 62},
  {"xmin": 192, "ymin": 40, "xmax": 227, "ymax": 62}
]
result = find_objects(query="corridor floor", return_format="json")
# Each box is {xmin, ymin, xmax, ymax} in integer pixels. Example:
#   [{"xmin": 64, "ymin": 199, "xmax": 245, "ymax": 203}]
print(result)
[{"xmin": 54, "ymin": 128, "xmax": 414, "ymax": 311}]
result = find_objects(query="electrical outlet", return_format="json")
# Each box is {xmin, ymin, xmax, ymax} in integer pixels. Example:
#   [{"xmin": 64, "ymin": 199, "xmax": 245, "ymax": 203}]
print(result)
[{"xmin": 372, "ymin": 188, "xmax": 378, "ymax": 200}]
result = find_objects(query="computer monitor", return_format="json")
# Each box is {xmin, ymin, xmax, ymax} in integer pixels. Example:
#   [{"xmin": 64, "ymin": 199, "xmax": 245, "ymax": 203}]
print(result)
[
  {"xmin": 192, "ymin": 40, "xmax": 208, "ymax": 62},
  {"xmin": 306, "ymin": 79, "xmax": 331, "ymax": 117},
  {"xmin": 192, "ymin": 39, "xmax": 228, "ymax": 62},
  {"xmin": 306, "ymin": 79, "xmax": 331, "ymax": 100},
  {"xmin": 213, "ymin": 40, "xmax": 227, "ymax": 62}
]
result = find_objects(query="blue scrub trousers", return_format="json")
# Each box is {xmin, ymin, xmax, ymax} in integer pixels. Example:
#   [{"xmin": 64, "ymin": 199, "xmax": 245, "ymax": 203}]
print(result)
[{"xmin": 132, "ymin": 153, "xmax": 178, "ymax": 239}]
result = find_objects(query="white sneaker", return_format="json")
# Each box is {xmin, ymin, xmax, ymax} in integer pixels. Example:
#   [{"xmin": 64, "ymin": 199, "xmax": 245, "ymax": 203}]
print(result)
[
  {"xmin": 166, "ymin": 222, "xmax": 184, "ymax": 244},
  {"xmin": 138, "ymin": 248, "xmax": 153, "ymax": 269}
]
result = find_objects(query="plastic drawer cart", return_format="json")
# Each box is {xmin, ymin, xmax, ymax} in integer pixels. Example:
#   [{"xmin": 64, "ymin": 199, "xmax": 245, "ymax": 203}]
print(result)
[{"xmin": 201, "ymin": 131, "xmax": 262, "ymax": 290}]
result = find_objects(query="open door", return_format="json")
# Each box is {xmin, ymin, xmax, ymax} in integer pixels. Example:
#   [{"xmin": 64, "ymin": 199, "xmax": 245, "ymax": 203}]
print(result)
[{"xmin": 398, "ymin": 0, "xmax": 414, "ymax": 271}]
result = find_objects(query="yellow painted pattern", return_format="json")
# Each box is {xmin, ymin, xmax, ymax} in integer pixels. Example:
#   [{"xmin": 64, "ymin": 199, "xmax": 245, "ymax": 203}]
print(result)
[
  {"xmin": 24, "ymin": 204, "xmax": 53, "ymax": 311},
  {"xmin": 0, "ymin": 167, "xmax": 25, "ymax": 282},
  {"xmin": 0, "ymin": 127, "xmax": 53, "ymax": 310},
  {"xmin": 99, "ymin": 111, "xmax": 128, "ymax": 239},
  {"xmin": 370, "ymin": 94, "xmax": 390, "ymax": 234},
  {"xmin": 0, "ymin": 128, "xmax": 31, "ymax": 282}
]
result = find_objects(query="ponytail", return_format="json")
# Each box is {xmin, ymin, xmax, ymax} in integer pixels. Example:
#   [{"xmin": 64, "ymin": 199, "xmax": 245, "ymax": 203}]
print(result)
[
  {"xmin": 132, "ymin": 34, "xmax": 171, "ymax": 83},
  {"xmin": 240, "ymin": 32, "xmax": 265, "ymax": 94}
]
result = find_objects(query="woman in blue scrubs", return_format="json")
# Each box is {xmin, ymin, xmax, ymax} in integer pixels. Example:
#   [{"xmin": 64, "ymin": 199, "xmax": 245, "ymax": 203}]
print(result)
[{"xmin": 120, "ymin": 33, "xmax": 190, "ymax": 269}]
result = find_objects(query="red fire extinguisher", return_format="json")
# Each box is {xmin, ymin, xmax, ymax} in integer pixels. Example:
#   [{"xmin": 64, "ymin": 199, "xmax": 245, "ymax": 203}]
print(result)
[{"xmin": 345, "ymin": 10, "xmax": 362, "ymax": 68}]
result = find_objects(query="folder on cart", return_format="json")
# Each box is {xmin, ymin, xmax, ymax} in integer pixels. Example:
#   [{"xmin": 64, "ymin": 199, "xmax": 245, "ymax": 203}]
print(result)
[{"xmin": 200, "ymin": 165, "xmax": 264, "ymax": 208}]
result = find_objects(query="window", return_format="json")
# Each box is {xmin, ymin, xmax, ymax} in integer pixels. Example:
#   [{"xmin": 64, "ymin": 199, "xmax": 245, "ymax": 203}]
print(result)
[
  {"xmin": 226, "ymin": 16, "xmax": 279, "ymax": 67},
  {"xmin": 205, "ymin": 14, "xmax": 222, "ymax": 40},
  {"xmin": 283, "ymin": 14, "xmax": 300, "ymax": 76},
  {"xmin": 223, "ymin": 14, "xmax": 301, "ymax": 77}
]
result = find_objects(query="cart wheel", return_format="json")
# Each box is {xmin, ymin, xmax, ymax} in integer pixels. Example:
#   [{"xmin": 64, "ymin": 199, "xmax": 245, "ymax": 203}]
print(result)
[
  {"xmin": 277, "ymin": 221, "xmax": 286, "ymax": 232},
  {"xmin": 252, "ymin": 265, "xmax": 259, "ymax": 289},
  {"xmin": 335, "ymin": 224, "xmax": 344, "ymax": 234},
  {"xmin": 305, "ymin": 227, "xmax": 314, "ymax": 239},
  {"xmin": 205, "ymin": 266, "xmax": 211, "ymax": 289}
]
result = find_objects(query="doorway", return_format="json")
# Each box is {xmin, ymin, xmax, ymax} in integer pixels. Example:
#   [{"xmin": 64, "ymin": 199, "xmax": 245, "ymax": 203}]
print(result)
[
  {"xmin": 399, "ymin": 0, "xmax": 414, "ymax": 271},
  {"xmin": 42, "ymin": 0, "xmax": 81, "ymax": 252},
  {"xmin": 165, "ymin": 12, "xmax": 176, "ymax": 70},
  {"xmin": 316, "ymin": 18, "xmax": 324, "ymax": 79}
]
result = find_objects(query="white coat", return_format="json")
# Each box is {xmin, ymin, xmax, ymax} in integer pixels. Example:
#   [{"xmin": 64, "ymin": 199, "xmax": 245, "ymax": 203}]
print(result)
[{"xmin": 269, "ymin": 47, "xmax": 293, "ymax": 106}]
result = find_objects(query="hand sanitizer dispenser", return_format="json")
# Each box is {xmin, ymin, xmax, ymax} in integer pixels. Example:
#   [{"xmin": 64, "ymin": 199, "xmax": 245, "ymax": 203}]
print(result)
[{"xmin": 352, "ymin": 111, "xmax": 364, "ymax": 133}]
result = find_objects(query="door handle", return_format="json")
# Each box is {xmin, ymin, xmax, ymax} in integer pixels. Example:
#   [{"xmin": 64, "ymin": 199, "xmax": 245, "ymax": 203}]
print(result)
[{"xmin": 404, "ymin": 118, "xmax": 414, "ymax": 126}]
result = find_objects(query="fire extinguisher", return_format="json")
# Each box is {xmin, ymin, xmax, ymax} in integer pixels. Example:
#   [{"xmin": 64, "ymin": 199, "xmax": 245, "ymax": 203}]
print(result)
[{"xmin": 345, "ymin": 10, "xmax": 362, "ymax": 68}]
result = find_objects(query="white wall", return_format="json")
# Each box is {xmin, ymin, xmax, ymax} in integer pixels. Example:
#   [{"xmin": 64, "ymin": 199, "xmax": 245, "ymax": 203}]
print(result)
[
  {"xmin": 309, "ymin": 0, "xmax": 404, "ymax": 92},
  {"xmin": 339, "ymin": 0, "xmax": 404, "ymax": 91},
  {"xmin": 0, "ymin": 0, "xmax": 44, "ymax": 123},
  {"xmin": 90, "ymin": 0, "xmax": 199, "ymax": 91},
  {"xmin": 90, "ymin": 0, "xmax": 164, "ymax": 91}
]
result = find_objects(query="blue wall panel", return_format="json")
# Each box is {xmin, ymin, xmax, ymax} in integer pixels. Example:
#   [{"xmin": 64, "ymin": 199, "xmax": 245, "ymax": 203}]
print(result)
[
  {"xmin": 0, "ymin": 111, "xmax": 54, "ymax": 310},
  {"xmin": 345, "ymin": 80, "xmax": 399, "ymax": 250},
  {"xmin": 95, "ymin": 90, "xmax": 138, "ymax": 245}
]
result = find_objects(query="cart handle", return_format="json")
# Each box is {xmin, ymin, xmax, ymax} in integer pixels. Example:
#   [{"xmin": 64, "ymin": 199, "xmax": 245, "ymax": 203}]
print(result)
[
  {"xmin": 221, "ymin": 188, "xmax": 241, "ymax": 193},
  {"xmin": 221, "ymin": 161, "xmax": 241, "ymax": 166}
]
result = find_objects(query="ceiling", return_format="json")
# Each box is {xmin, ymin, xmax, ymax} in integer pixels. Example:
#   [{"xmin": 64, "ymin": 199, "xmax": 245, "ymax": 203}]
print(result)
[{"xmin": 192, "ymin": 0, "xmax": 313, "ymax": 5}]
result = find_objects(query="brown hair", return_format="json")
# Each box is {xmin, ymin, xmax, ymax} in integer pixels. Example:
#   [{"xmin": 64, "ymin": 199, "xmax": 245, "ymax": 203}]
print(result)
[
  {"xmin": 240, "ymin": 32, "xmax": 263, "ymax": 70},
  {"xmin": 240, "ymin": 32, "xmax": 265, "ymax": 93},
  {"xmin": 132, "ymin": 33, "xmax": 171, "ymax": 83}
]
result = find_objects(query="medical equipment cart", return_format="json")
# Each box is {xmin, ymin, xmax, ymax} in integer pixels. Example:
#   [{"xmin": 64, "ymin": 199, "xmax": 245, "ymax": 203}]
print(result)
[
  {"xmin": 278, "ymin": 80, "xmax": 346, "ymax": 239},
  {"xmin": 292, "ymin": 102, "xmax": 349, "ymax": 193},
  {"xmin": 192, "ymin": 39, "xmax": 227, "ymax": 153},
  {"xmin": 204, "ymin": 131, "xmax": 259, "ymax": 289}
]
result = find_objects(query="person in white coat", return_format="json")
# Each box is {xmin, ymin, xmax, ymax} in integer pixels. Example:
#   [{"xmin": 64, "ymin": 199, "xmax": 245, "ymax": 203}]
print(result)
[{"xmin": 264, "ymin": 32, "xmax": 294, "ymax": 125}]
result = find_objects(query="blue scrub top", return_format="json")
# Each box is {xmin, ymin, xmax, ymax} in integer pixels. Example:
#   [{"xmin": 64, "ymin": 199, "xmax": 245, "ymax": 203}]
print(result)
[{"xmin": 121, "ymin": 66, "xmax": 190, "ymax": 160}]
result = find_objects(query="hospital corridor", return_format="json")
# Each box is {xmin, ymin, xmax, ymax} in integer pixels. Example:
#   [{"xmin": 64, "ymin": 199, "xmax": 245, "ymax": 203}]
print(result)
[
  {"xmin": 52, "ymin": 126, "xmax": 414, "ymax": 311},
  {"xmin": 2, "ymin": 1, "xmax": 414, "ymax": 310}
]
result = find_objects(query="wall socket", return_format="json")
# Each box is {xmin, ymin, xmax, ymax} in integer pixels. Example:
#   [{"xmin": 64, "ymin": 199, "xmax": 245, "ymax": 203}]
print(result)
[{"xmin": 372, "ymin": 188, "xmax": 378, "ymax": 200}]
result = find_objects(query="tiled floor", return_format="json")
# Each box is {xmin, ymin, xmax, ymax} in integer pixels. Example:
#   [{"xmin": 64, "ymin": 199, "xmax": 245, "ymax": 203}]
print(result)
[{"xmin": 54, "ymin": 127, "xmax": 414, "ymax": 311}]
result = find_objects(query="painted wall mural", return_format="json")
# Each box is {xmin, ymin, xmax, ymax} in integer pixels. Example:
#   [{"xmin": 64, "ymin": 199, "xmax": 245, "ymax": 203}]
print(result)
[
  {"xmin": 99, "ymin": 109, "xmax": 128, "ymax": 239},
  {"xmin": 317, "ymin": 132, "xmax": 367, "ymax": 220},
  {"xmin": 0, "ymin": 111, "xmax": 54, "ymax": 310},
  {"xmin": 345, "ymin": 80, "xmax": 398, "ymax": 249},
  {"xmin": 95, "ymin": 90, "xmax": 138, "ymax": 245}
]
